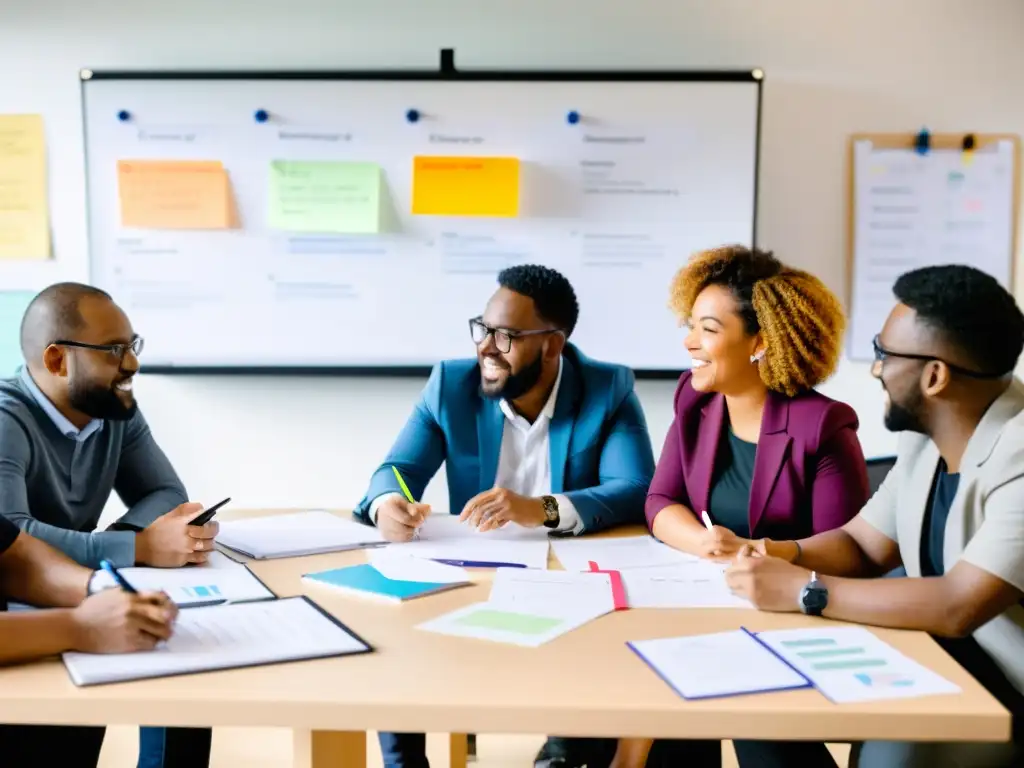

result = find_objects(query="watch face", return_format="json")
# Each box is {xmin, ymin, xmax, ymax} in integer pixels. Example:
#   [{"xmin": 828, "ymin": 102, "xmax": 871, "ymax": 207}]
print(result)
[{"xmin": 802, "ymin": 586, "xmax": 827, "ymax": 613}]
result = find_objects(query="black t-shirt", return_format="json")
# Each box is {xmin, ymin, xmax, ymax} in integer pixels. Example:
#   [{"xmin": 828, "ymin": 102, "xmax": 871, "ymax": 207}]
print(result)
[
  {"xmin": 0, "ymin": 515, "xmax": 19, "ymax": 612},
  {"xmin": 921, "ymin": 461, "xmax": 1024, "ymax": 741},
  {"xmin": 707, "ymin": 429, "xmax": 757, "ymax": 538},
  {"xmin": 0, "ymin": 515, "xmax": 18, "ymax": 556}
]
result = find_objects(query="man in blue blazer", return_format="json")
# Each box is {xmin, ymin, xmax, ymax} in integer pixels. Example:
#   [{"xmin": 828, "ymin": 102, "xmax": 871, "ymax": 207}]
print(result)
[{"xmin": 354, "ymin": 264, "xmax": 655, "ymax": 767}]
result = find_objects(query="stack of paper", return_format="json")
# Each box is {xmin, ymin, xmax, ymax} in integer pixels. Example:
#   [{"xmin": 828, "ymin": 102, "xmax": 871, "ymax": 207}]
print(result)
[
  {"xmin": 217, "ymin": 510, "xmax": 385, "ymax": 559},
  {"xmin": 756, "ymin": 626, "xmax": 961, "ymax": 703},
  {"xmin": 552, "ymin": 535, "xmax": 700, "ymax": 572},
  {"xmin": 89, "ymin": 551, "xmax": 275, "ymax": 607},
  {"xmin": 62, "ymin": 597, "xmax": 372, "ymax": 686},
  {"xmin": 392, "ymin": 514, "xmax": 550, "ymax": 569},
  {"xmin": 417, "ymin": 568, "xmax": 614, "ymax": 647},
  {"xmin": 551, "ymin": 536, "xmax": 749, "ymax": 609}
]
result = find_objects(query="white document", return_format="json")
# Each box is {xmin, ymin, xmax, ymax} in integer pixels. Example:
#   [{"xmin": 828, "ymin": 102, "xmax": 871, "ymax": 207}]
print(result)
[
  {"xmin": 849, "ymin": 139, "xmax": 1016, "ymax": 360},
  {"xmin": 551, "ymin": 535, "xmax": 700, "ymax": 572},
  {"xmin": 391, "ymin": 514, "xmax": 550, "ymax": 569},
  {"xmin": 417, "ymin": 568, "xmax": 614, "ymax": 647},
  {"xmin": 89, "ymin": 552, "xmax": 275, "ymax": 607},
  {"xmin": 620, "ymin": 563, "xmax": 752, "ymax": 609},
  {"xmin": 62, "ymin": 596, "xmax": 371, "ymax": 686},
  {"xmin": 628, "ymin": 630, "xmax": 810, "ymax": 699},
  {"xmin": 757, "ymin": 626, "xmax": 962, "ymax": 703},
  {"xmin": 217, "ymin": 510, "xmax": 385, "ymax": 559},
  {"xmin": 368, "ymin": 549, "xmax": 470, "ymax": 584}
]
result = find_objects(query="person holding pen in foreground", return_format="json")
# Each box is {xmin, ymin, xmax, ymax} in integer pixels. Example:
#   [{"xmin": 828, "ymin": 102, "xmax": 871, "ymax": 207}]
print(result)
[
  {"xmin": 726, "ymin": 265, "xmax": 1024, "ymax": 767},
  {"xmin": 354, "ymin": 264, "xmax": 656, "ymax": 768},
  {"xmin": 0, "ymin": 515, "xmax": 176, "ymax": 767},
  {"xmin": 601, "ymin": 246, "xmax": 870, "ymax": 768},
  {"xmin": 0, "ymin": 283, "xmax": 215, "ymax": 768}
]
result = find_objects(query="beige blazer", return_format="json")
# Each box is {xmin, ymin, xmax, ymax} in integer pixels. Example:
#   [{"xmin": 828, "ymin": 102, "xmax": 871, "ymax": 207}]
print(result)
[{"xmin": 860, "ymin": 378, "xmax": 1024, "ymax": 696}]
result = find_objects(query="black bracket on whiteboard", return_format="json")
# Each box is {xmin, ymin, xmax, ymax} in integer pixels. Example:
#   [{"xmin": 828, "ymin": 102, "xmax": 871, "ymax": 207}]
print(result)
[{"xmin": 439, "ymin": 48, "xmax": 456, "ymax": 76}]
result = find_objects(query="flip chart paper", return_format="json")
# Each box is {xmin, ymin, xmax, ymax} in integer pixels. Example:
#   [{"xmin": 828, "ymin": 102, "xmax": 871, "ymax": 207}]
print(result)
[
  {"xmin": 0, "ymin": 114, "xmax": 50, "ymax": 259},
  {"xmin": 117, "ymin": 160, "xmax": 231, "ymax": 229},
  {"xmin": 411, "ymin": 156, "xmax": 519, "ymax": 217},
  {"xmin": 0, "ymin": 291, "xmax": 34, "ymax": 375},
  {"xmin": 268, "ymin": 160, "xmax": 381, "ymax": 233}
]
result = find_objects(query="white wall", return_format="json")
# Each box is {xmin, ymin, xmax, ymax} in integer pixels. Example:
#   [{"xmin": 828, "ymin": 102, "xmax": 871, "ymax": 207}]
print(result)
[{"xmin": 2, "ymin": 0, "xmax": 1023, "ymax": 515}]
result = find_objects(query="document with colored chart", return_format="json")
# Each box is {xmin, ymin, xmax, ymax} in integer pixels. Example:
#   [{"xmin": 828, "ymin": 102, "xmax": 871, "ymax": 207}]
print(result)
[
  {"xmin": 756, "ymin": 626, "xmax": 961, "ymax": 703},
  {"xmin": 417, "ymin": 568, "xmax": 616, "ymax": 647},
  {"xmin": 88, "ymin": 551, "xmax": 275, "ymax": 607}
]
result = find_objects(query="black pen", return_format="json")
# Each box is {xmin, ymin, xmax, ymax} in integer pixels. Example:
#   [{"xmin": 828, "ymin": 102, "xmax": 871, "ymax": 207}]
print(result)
[
  {"xmin": 189, "ymin": 497, "xmax": 231, "ymax": 526},
  {"xmin": 99, "ymin": 559, "xmax": 138, "ymax": 594}
]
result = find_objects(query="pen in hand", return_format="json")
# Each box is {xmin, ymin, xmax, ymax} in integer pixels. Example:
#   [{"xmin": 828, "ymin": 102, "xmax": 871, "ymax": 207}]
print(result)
[
  {"xmin": 99, "ymin": 559, "xmax": 138, "ymax": 594},
  {"xmin": 391, "ymin": 466, "xmax": 425, "ymax": 538},
  {"xmin": 701, "ymin": 510, "xmax": 714, "ymax": 531}
]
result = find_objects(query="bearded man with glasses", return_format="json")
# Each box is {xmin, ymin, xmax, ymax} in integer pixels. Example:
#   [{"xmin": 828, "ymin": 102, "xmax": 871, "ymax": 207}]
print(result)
[
  {"xmin": 0, "ymin": 282, "xmax": 215, "ymax": 768},
  {"xmin": 354, "ymin": 263, "xmax": 655, "ymax": 768}
]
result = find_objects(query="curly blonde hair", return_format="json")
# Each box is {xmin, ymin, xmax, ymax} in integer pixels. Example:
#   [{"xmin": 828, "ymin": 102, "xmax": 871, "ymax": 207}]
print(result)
[{"xmin": 668, "ymin": 245, "xmax": 845, "ymax": 396}]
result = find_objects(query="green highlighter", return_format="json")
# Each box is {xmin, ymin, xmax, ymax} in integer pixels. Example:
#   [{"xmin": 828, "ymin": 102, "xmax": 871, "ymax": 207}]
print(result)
[
  {"xmin": 391, "ymin": 466, "xmax": 415, "ymax": 503},
  {"xmin": 391, "ymin": 466, "xmax": 423, "ymax": 538}
]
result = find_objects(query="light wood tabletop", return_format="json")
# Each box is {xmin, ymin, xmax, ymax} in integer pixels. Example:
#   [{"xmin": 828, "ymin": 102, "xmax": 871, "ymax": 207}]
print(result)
[{"xmin": 0, "ymin": 509, "xmax": 1011, "ymax": 767}]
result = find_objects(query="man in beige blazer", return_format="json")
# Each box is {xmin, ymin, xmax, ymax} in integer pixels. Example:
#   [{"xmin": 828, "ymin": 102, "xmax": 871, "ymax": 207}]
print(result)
[{"xmin": 725, "ymin": 264, "xmax": 1024, "ymax": 767}]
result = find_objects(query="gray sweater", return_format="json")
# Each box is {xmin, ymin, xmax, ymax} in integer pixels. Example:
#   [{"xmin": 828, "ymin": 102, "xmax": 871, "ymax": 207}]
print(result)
[{"xmin": 0, "ymin": 371, "xmax": 187, "ymax": 568}]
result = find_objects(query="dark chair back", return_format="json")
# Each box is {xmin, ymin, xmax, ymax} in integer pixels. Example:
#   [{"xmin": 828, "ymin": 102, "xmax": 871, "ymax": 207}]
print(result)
[{"xmin": 866, "ymin": 455, "xmax": 897, "ymax": 495}]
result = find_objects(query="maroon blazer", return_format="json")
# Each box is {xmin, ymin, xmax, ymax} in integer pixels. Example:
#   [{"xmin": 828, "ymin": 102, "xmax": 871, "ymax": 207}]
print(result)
[{"xmin": 646, "ymin": 372, "xmax": 869, "ymax": 540}]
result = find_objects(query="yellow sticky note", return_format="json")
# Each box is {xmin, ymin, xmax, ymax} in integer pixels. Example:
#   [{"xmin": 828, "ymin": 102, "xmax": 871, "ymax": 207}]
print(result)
[
  {"xmin": 268, "ymin": 160, "xmax": 381, "ymax": 233},
  {"xmin": 0, "ymin": 115, "xmax": 50, "ymax": 260},
  {"xmin": 412, "ymin": 156, "xmax": 519, "ymax": 217},
  {"xmin": 117, "ymin": 160, "xmax": 232, "ymax": 229}
]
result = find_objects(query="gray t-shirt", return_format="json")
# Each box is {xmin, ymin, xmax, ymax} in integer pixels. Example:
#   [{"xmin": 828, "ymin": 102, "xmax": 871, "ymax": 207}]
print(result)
[{"xmin": 0, "ymin": 368, "xmax": 187, "ymax": 567}]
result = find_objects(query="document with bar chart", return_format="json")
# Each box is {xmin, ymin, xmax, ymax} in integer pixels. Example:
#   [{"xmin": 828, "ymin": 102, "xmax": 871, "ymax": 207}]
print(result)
[{"xmin": 757, "ymin": 626, "xmax": 960, "ymax": 703}]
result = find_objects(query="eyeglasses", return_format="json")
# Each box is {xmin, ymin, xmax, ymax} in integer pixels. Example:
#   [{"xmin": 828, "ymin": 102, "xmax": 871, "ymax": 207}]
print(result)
[
  {"xmin": 52, "ymin": 335, "xmax": 144, "ymax": 361},
  {"xmin": 469, "ymin": 317, "xmax": 561, "ymax": 354},
  {"xmin": 871, "ymin": 335, "xmax": 1001, "ymax": 379}
]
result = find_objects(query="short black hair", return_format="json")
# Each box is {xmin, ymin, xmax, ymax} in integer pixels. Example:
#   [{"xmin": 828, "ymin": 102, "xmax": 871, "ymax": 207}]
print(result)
[
  {"xmin": 497, "ymin": 264, "xmax": 579, "ymax": 336},
  {"xmin": 19, "ymin": 282, "xmax": 112, "ymax": 362},
  {"xmin": 892, "ymin": 265, "xmax": 1024, "ymax": 376}
]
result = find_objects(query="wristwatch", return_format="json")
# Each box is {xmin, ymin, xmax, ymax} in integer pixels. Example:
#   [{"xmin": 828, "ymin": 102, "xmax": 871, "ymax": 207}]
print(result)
[
  {"xmin": 540, "ymin": 495, "xmax": 560, "ymax": 529},
  {"xmin": 799, "ymin": 571, "xmax": 828, "ymax": 616}
]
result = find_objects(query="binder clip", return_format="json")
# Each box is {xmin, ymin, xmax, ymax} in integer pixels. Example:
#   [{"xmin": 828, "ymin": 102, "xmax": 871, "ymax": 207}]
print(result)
[
  {"xmin": 914, "ymin": 128, "xmax": 930, "ymax": 156},
  {"xmin": 962, "ymin": 133, "xmax": 976, "ymax": 166}
]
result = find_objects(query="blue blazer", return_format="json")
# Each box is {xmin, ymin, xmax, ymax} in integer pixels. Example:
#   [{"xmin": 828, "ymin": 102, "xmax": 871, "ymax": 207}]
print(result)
[{"xmin": 353, "ymin": 344, "xmax": 655, "ymax": 534}]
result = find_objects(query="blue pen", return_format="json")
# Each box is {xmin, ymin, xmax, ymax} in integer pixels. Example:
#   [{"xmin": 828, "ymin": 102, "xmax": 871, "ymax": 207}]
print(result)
[
  {"xmin": 99, "ymin": 559, "xmax": 138, "ymax": 594},
  {"xmin": 431, "ymin": 559, "xmax": 527, "ymax": 569}
]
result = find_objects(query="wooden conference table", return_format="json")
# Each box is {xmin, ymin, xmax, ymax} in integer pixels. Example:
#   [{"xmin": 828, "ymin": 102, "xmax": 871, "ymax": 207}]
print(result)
[{"xmin": 0, "ymin": 509, "xmax": 1011, "ymax": 768}]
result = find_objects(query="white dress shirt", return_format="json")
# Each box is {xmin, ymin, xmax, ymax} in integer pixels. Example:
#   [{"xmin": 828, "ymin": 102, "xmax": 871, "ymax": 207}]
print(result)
[{"xmin": 371, "ymin": 358, "xmax": 581, "ymax": 534}]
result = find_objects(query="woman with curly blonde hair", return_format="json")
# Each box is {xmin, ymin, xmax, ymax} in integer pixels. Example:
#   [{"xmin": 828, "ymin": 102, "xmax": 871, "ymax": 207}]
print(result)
[{"xmin": 609, "ymin": 245, "xmax": 869, "ymax": 768}]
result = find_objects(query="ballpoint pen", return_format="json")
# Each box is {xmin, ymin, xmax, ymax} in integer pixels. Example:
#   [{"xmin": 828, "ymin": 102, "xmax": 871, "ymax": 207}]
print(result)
[{"xmin": 99, "ymin": 559, "xmax": 138, "ymax": 593}]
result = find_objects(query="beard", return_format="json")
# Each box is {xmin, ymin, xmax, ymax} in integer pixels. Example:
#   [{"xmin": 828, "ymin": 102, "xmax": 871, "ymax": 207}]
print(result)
[
  {"xmin": 883, "ymin": 386, "xmax": 926, "ymax": 434},
  {"xmin": 479, "ymin": 350, "xmax": 544, "ymax": 401},
  {"xmin": 68, "ymin": 376, "xmax": 137, "ymax": 421}
]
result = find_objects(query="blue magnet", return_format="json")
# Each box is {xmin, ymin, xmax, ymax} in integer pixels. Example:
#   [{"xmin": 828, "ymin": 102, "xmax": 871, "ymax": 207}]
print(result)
[
  {"xmin": 254, "ymin": 109, "xmax": 269, "ymax": 123},
  {"xmin": 117, "ymin": 110, "xmax": 131, "ymax": 122},
  {"xmin": 406, "ymin": 108, "xmax": 420, "ymax": 123},
  {"xmin": 914, "ymin": 127, "xmax": 931, "ymax": 156},
  {"xmin": 566, "ymin": 110, "xmax": 580, "ymax": 125}
]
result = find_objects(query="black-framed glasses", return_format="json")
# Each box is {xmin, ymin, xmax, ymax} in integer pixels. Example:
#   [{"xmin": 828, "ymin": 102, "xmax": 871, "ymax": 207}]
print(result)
[
  {"xmin": 469, "ymin": 317, "xmax": 561, "ymax": 354},
  {"xmin": 52, "ymin": 335, "xmax": 144, "ymax": 361},
  {"xmin": 871, "ymin": 335, "xmax": 1001, "ymax": 379}
]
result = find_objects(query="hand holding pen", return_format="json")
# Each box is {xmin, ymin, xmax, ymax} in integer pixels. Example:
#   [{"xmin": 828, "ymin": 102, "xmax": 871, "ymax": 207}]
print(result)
[{"xmin": 69, "ymin": 560, "xmax": 178, "ymax": 654}]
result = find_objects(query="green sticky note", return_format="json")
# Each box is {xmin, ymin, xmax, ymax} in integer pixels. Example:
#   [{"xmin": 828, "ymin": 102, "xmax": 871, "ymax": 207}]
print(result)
[
  {"xmin": 268, "ymin": 160, "xmax": 381, "ymax": 233},
  {"xmin": 454, "ymin": 608, "xmax": 561, "ymax": 635},
  {"xmin": 0, "ymin": 292, "xmax": 33, "ymax": 376}
]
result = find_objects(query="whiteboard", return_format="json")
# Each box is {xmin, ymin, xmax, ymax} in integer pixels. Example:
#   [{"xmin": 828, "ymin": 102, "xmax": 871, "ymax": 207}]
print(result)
[
  {"xmin": 81, "ymin": 71, "xmax": 761, "ymax": 374},
  {"xmin": 848, "ymin": 137, "xmax": 1018, "ymax": 361}
]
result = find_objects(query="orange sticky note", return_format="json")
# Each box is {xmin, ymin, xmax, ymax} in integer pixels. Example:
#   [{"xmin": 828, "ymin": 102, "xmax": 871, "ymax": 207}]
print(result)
[
  {"xmin": 117, "ymin": 160, "xmax": 231, "ymax": 229},
  {"xmin": 412, "ymin": 156, "xmax": 519, "ymax": 217}
]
